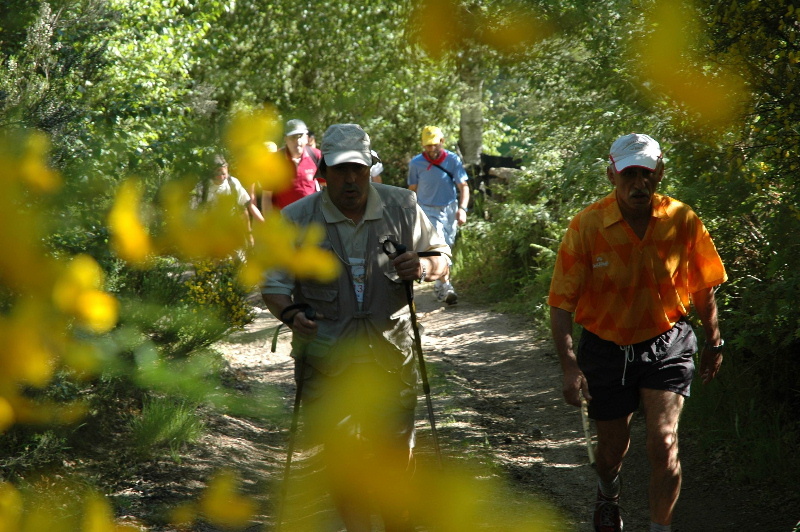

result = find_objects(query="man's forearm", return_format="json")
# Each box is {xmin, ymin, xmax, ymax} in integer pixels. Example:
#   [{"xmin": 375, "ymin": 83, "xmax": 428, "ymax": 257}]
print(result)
[
  {"xmin": 691, "ymin": 286, "xmax": 722, "ymax": 345},
  {"xmin": 458, "ymin": 183, "xmax": 470, "ymax": 210},
  {"xmin": 262, "ymin": 293, "xmax": 294, "ymax": 323},
  {"xmin": 550, "ymin": 306, "xmax": 578, "ymax": 370}
]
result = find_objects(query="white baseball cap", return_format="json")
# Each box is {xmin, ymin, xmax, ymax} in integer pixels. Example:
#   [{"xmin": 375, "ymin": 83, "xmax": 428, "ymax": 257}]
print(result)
[
  {"xmin": 609, "ymin": 133, "xmax": 662, "ymax": 172},
  {"xmin": 321, "ymin": 124, "xmax": 376, "ymax": 167},
  {"xmin": 285, "ymin": 118, "xmax": 308, "ymax": 137}
]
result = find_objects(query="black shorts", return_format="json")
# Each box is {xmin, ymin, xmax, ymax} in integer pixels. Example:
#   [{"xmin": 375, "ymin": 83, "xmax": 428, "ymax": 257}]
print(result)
[{"xmin": 577, "ymin": 319, "xmax": 697, "ymax": 421}]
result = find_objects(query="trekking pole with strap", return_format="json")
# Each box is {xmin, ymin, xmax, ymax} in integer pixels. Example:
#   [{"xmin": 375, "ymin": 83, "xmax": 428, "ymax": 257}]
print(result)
[
  {"xmin": 382, "ymin": 239, "xmax": 443, "ymax": 467},
  {"xmin": 274, "ymin": 303, "xmax": 316, "ymax": 532}
]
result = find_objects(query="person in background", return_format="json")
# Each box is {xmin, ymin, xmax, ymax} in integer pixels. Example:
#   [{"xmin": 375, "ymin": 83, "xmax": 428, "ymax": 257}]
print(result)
[
  {"xmin": 407, "ymin": 125, "xmax": 469, "ymax": 304},
  {"xmin": 548, "ymin": 133, "xmax": 727, "ymax": 532},
  {"xmin": 262, "ymin": 124, "xmax": 450, "ymax": 531},
  {"xmin": 191, "ymin": 154, "xmax": 260, "ymax": 247},
  {"xmin": 251, "ymin": 141, "xmax": 278, "ymax": 215},
  {"xmin": 370, "ymin": 149, "xmax": 383, "ymax": 183},
  {"xmin": 307, "ymin": 129, "xmax": 317, "ymax": 149},
  {"xmin": 262, "ymin": 119, "xmax": 322, "ymax": 211}
]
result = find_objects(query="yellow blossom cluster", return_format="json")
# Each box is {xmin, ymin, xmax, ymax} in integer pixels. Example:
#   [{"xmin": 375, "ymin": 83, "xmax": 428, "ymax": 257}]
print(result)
[
  {"xmin": 108, "ymin": 106, "xmax": 339, "ymax": 287},
  {"xmin": 0, "ymin": 480, "xmax": 142, "ymax": 531},
  {"xmin": 279, "ymin": 344, "xmax": 567, "ymax": 531},
  {"xmin": 183, "ymin": 259, "xmax": 252, "ymax": 329},
  {"xmin": 0, "ymin": 131, "xmax": 118, "ymax": 433},
  {"xmin": 223, "ymin": 104, "xmax": 295, "ymax": 194},
  {"xmin": 633, "ymin": 0, "xmax": 749, "ymax": 130},
  {"xmin": 169, "ymin": 469, "xmax": 258, "ymax": 530},
  {"xmin": 409, "ymin": 0, "xmax": 553, "ymax": 60}
]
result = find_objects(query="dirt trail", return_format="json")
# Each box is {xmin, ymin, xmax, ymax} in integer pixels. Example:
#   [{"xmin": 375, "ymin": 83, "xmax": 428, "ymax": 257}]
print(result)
[{"xmin": 127, "ymin": 285, "xmax": 797, "ymax": 531}]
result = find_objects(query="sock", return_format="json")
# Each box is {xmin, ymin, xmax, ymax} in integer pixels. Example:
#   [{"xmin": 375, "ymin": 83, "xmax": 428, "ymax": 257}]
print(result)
[
  {"xmin": 650, "ymin": 522, "xmax": 671, "ymax": 532},
  {"xmin": 598, "ymin": 475, "xmax": 620, "ymax": 499}
]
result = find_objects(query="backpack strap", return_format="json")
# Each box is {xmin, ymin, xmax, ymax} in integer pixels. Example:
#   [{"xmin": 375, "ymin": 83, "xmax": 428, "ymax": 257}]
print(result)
[
  {"xmin": 305, "ymin": 145, "xmax": 320, "ymax": 167},
  {"xmin": 430, "ymin": 161, "xmax": 455, "ymax": 182},
  {"xmin": 306, "ymin": 145, "xmax": 322, "ymax": 182}
]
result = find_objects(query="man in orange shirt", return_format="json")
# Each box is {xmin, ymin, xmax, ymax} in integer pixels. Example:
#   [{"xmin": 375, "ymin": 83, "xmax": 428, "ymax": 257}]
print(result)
[{"xmin": 548, "ymin": 133, "xmax": 726, "ymax": 532}]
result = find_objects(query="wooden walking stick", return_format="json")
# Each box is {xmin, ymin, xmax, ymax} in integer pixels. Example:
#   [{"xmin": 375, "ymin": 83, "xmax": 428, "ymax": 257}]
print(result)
[{"xmin": 580, "ymin": 396, "xmax": 596, "ymax": 466}]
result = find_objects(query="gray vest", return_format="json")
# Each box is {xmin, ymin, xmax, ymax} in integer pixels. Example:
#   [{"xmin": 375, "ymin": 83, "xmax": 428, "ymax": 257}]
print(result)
[{"xmin": 284, "ymin": 184, "xmax": 420, "ymax": 378}]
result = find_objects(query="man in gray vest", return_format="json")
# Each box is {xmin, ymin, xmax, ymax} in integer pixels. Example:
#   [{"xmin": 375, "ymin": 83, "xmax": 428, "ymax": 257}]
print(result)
[{"xmin": 262, "ymin": 123, "xmax": 450, "ymax": 531}]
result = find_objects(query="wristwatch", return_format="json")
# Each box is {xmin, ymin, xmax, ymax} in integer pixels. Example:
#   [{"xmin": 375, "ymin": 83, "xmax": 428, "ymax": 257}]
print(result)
[
  {"xmin": 458, "ymin": 206, "xmax": 468, "ymax": 213},
  {"xmin": 418, "ymin": 263, "xmax": 427, "ymax": 284},
  {"xmin": 706, "ymin": 338, "xmax": 725, "ymax": 353}
]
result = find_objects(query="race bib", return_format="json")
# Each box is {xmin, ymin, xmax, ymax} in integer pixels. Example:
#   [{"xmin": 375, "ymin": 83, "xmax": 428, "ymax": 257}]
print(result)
[{"xmin": 350, "ymin": 258, "xmax": 365, "ymax": 307}]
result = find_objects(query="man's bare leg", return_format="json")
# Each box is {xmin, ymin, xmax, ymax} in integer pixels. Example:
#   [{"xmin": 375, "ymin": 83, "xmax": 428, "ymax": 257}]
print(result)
[
  {"xmin": 641, "ymin": 388, "xmax": 684, "ymax": 526},
  {"xmin": 595, "ymin": 414, "xmax": 634, "ymax": 488}
]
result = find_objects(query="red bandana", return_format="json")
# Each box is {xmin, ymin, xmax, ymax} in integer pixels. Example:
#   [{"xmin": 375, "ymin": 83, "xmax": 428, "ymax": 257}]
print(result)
[{"xmin": 423, "ymin": 150, "xmax": 447, "ymax": 170}]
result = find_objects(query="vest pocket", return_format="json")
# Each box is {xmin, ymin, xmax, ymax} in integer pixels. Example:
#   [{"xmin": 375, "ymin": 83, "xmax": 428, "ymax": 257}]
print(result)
[{"xmin": 299, "ymin": 285, "xmax": 339, "ymax": 321}]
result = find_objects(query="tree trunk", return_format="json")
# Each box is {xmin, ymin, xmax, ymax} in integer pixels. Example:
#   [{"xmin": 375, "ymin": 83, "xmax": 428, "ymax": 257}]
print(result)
[{"xmin": 457, "ymin": 48, "xmax": 483, "ymax": 169}]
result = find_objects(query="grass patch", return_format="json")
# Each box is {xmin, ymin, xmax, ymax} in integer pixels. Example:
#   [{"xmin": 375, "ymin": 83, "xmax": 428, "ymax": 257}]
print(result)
[
  {"xmin": 129, "ymin": 396, "xmax": 205, "ymax": 461},
  {"xmin": 683, "ymin": 355, "xmax": 800, "ymax": 489}
]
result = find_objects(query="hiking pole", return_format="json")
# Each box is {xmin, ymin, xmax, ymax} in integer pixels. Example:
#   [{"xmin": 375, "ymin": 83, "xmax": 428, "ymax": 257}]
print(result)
[
  {"xmin": 382, "ymin": 240, "xmax": 443, "ymax": 467},
  {"xmin": 274, "ymin": 305, "xmax": 316, "ymax": 532},
  {"xmin": 580, "ymin": 396, "xmax": 596, "ymax": 466}
]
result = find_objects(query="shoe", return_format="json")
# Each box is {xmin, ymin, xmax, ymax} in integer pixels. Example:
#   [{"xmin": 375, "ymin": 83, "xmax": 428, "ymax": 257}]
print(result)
[
  {"xmin": 443, "ymin": 288, "xmax": 458, "ymax": 305},
  {"xmin": 437, "ymin": 282, "xmax": 458, "ymax": 304},
  {"xmin": 593, "ymin": 488, "xmax": 623, "ymax": 532}
]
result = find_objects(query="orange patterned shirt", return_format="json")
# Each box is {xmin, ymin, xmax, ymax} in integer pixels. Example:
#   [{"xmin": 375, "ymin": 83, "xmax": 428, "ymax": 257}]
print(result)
[{"xmin": 548, "ymin": 192, "xmax": 727, "ymax": 345}]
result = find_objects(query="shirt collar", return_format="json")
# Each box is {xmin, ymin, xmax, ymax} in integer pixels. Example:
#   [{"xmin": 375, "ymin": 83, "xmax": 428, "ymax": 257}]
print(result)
[
  {"xmin": 602, "ymin": 191, "xmax": 669, "ymax": 229},
  {"xmin": 320, "ymin": 185, "xmax": 382, "ymax": 223}
]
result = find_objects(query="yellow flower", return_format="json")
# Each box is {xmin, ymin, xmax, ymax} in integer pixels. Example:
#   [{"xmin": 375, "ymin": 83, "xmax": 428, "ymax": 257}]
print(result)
[
  {"xmin": 169, "ymin": 502, "xmax": 197, "ymax": 528},
  {"xmin": 0, "ymin": 130, "xmax": 61, "ymax": 192},
  {"xmin": 160, "ymin": 180, "xmax": 247, "ymax": 261},
  {"xmin": 81, "ymin": 492, "xmax": 116, "ymax": 532},
  {"xmin": 199, "ymin": 470, "xmax": 257, "ymax": 530},
  {"xmin": 0, "ymin": 398, "xmax": 15, "ymax": 434},
  {"xmin": 224, "ymin": 106, "xmax": 293, "ymax": 193},
  {"xmin": 635, "ymin": 0, "xmax": 748, "ymax": 129},
  {"xmin": 75, "ymin": 290, "xmax": 119, "ymax": 334},
  {"xmin": 0, "ymin": 313, "xmax": 54, "ymax": 388},
  {"xmin": 108, "ymin": 178, "xmax": 154, "ymax": 267},
  {"xmin": 0, "ymin": 193, "xmax": 56, "ymax": 294},
  {"xmin": 52, "ymin": 255, "xmax": 119, "ymax": 333},
  {"xmin": 53, "ymin": 254, "xmax": 104, "ymax": 309},
  {"xmin": 0, "ymin": 482, "xmax": 22, "ymax": 532},
  {"xmin": 408, "ymin": 0, "xmax": 465, "ymax": 60},
  {"xmin": 19, "ymin": 131, "xmax": 62, "ymax": 192}
]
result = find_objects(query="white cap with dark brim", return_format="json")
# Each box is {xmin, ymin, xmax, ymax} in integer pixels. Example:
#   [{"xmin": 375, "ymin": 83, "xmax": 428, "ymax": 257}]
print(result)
[
  {"xmin": 321, "ymin": 124, "xmax": 375, "ymax": 167},
  {"xmin": 285, "ymin": 118, "xmax": 308, "ymax": 137},
  {"xmin": 609, "ymin": 133, "xmax": 662, "ymax": 172}
]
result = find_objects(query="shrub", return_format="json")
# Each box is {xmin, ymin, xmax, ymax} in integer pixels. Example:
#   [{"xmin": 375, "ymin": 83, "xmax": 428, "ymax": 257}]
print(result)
[{"xmin": 183, "ymin": 259, "xmax": 255, "ymax": 331}]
